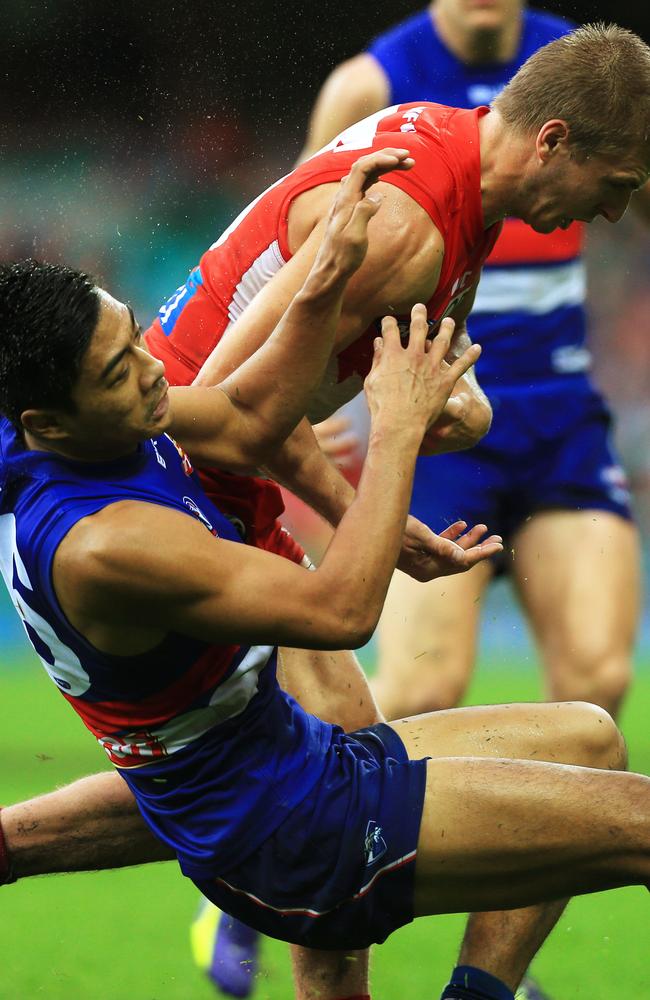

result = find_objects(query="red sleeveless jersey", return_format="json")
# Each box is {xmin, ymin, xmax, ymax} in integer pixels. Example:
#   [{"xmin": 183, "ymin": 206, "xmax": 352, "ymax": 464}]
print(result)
[{"xmin": 146, "ymin": 101, "xmax": 500, "ymax": 421}]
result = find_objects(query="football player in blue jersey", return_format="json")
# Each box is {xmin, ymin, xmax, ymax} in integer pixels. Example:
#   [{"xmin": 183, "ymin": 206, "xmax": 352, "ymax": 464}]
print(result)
[
  {"xmin": 295, "ymin": 4, "xmax": 650, "ymax": 998},
  {"xmin": 3, "ymin": 149, "xmax": 650, "ymax": 1000}
]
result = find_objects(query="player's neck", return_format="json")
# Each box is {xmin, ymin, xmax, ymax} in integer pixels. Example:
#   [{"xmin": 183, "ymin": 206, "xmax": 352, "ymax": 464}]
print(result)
[
  {"xmin": 431, "ymin": 3, "xmax": 522, "ymax": 65},
  {"xmin": 22, "ymin": 428, "xmax": 138, "ymax": 465},
  {"xmin": 478, "ymin": 110, "xmax": 529, "ymax": 227}
]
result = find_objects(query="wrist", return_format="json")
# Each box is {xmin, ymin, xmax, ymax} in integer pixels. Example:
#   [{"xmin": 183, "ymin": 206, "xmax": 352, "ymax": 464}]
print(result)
[{"xmin": 368, "ymin": 417, "xmax": 424, "ymax": 454}]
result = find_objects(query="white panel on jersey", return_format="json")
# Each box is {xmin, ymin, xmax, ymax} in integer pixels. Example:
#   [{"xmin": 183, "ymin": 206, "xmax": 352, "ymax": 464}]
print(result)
[
  {"xmin": 100, "ymin": 645, "xmax": 275, "ymax": 762},
  {"xmin": 472, "ymin": 259, "xmax": 587, "ymax": 315},
  {"xmin": 209, "ymin": 175, "xmax": 290, "ymax": 251},
  {"xmin": 0, "ymin": 513, "xmax": 91, "ymax": 695},
  {"xmin": 226, "ymin": 240, "xmax": 287, "ymax": 326},
  {"xmin": 323, "ymin": 105, "xmax": 398, "ymax": 155}
]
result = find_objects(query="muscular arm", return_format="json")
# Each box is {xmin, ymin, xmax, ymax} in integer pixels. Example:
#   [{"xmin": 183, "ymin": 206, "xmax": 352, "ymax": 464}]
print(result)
[
  {"xmin": 192, "ymin": 180, "xmax": 444, "ymax": 526},
  {"xmin": 298, "ymin": 54, "xmax": 391, "ymax": 162},
  {"xmin": 55, "ymin": 318, "xmax": 488, "ymax": 657},
  {"xmin": 195, "ymin": 183, "xmax": 489, "ymax": 527},
  {"xmin": 169, "ymin": 150, "xmax": 412, "ymax": 472}
]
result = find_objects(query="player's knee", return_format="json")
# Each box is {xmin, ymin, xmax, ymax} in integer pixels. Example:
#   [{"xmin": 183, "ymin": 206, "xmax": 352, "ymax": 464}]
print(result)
[
  {"xmin": 550, "ymin": 651, "xmax": 632, "ymax": 716},
  {"xmin": 564, "ymin": 701, "xmax": 628, "ymax": 771}
]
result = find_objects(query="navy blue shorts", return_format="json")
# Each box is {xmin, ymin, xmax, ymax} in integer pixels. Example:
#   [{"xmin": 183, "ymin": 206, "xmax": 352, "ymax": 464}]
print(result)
[
  {"xmin": 193, "ymin": 723, "xmax": 427, "ymax": 950},
  {"xmin": 411, "ymin": 377, "xmax": 632, "ymax": 548}
]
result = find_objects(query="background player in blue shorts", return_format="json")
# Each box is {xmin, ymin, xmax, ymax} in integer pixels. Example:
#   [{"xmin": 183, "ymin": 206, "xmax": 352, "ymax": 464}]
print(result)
[{"xmin": 297, "ymin": 3, "xmax": 650, "ymax": 997}]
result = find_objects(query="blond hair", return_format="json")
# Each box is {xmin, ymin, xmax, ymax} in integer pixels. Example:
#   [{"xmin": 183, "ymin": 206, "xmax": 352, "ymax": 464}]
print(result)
[{"xmin": 493, "ymin": 23, "xmax": 650, "ymax": 157}]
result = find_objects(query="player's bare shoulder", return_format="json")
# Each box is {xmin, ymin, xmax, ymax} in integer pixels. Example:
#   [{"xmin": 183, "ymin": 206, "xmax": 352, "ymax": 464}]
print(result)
[
  {"xmin": 52, "ymin": 500, "xmax": 204, "ymax": 656},
  {"xmin": 290, "ymin": 180, "xmax": 443, "ymax": 314}
]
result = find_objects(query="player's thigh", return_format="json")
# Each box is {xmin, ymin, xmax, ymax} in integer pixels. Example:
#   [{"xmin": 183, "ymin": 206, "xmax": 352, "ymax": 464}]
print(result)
[
  {"xmin": 411, "ymin": 754, "xmax": 643, "ymax": 916},
  {"xmin": 389, "ymin": 699, "xmax": 626, "ymax": 771},
  {"xmin": 375, "ymin": 562, "xmax": 493, "ymax": 713},
  {"xmin": 512, "ymin": 510, "xmax": 640, "ymax": 664},
  {"xmin": 278, "ymin": 646, "xmax": 383, "ymax": 729}
]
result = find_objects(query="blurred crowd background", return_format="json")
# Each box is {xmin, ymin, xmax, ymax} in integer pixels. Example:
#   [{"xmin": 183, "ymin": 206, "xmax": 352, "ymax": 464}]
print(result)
[{"xmin": 1, "ymin": 0, "xmax": 649, "ymax": 651}]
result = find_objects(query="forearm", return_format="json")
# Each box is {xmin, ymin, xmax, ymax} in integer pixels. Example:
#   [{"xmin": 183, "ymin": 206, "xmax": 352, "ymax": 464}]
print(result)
[
  {"xmin": 263, "ymin": 419, "xmax": 355, "ymax": 527},
  {"xmin": 313, "ymin": 420, "xmax": 422, "ymax": 639},
  {"xmin": 219, "ymin": 271, "xmax": 349, "ymax": 456}
]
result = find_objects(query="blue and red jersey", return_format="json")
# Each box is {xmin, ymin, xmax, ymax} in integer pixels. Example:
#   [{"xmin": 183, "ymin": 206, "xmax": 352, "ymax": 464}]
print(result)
[{"xmin": 0, "ymin": 421, "xmax": 333, "ymax": 873}]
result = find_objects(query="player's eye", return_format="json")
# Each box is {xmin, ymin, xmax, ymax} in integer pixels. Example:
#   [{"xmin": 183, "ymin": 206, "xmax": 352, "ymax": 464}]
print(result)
[{"xmin": 110, "ymin": 367, "xmax": 129, "ymax": 387}]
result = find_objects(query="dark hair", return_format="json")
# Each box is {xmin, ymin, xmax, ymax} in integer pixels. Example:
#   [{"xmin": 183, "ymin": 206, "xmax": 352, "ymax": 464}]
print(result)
[
  {"xmin": 494, "ymin": 23, "xmax": 650, "ymax": 157},
  {"xmin": 0, "ymin": 260, "xmax": 100, "ymax": 427}
]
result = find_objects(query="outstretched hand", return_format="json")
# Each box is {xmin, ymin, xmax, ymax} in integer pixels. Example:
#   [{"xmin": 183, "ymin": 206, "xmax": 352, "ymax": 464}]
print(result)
[
  {"xmin": 397, "ymin": 514, "xmax": 503, "ymax": 582},
  {"xmin": 312, "ymin": 147, "xmax": 415, "ymax": 281},
  {"xmin": 364, "ymin": 304, "xmax": 482, "ymax": 440}
]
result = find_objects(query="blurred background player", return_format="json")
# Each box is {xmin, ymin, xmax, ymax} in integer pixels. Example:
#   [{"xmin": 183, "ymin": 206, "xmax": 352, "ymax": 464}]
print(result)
[{"xmin": 195, "ymin": 3, "xmax": 650, "ymax": 999}]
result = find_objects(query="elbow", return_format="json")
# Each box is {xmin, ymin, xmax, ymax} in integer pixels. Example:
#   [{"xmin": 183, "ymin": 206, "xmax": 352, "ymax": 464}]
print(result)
[
  {"xmin": 452, "ymin": 393, "xmax": 492, "ymax": 451},
  {"xmin": 306, "ymin": 583, "xmax": 379, "ymax": 649},
  {"xmin": 328, "ymin": 603, "xmax": 378, "ymax": 650},
  {"xmin": 467, "ymin": 396, "xmax": 492, "ymax": 445}
]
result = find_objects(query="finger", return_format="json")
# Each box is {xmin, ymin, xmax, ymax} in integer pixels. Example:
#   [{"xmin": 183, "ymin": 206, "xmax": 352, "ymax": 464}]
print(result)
[
  {"xmin": 461, "ymin": 540, "xmax": 504, "ymax": 568},
  {"xmin": 406, "ymin": 303, "xmax": 429, "ymax": 355},
  {"xmin": 438, "ymin": 520, "xmax": 468, "ymax": 541},
  {"xmin": 380, "ymin": 315, "xmax": 402, "ymax": 352},
  {"xmin": 428, "ymin": 316, "xmax": 456, "ymax": 366},
  {"xmin": 445, "ymin": 343, "xmax": 482, "ymax": 385},
  {"xmin": 364, "ymin": 337, "xmax": 384, "ymax": 376},
  {"xmin": 453, "ymin": 523, "xmax": 490, "ymax": 549},
  {"xmin": 347, "ymin": 147, "xmax": 415, "ymax": 196},
  {"xmin": 344, "ymin": 190, "xmax": 384, "ymax": 238}
]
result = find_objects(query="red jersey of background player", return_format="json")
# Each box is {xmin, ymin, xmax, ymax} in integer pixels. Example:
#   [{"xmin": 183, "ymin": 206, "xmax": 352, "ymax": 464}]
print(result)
[{"xmin": 145, "ymin": 101, "xmax": 500, "ymax": 421}]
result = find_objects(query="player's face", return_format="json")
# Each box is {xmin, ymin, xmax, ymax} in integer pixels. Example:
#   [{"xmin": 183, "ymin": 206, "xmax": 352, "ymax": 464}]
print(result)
[
  {"xmin": 66, "ymin": 290, "xmax": 171, "ymax": 458},
  {"xmin": 523, "ymin": 147, "xmax": 649, "ymax": 234},
  {"xmin": 436, "ymin": 0, "xmax": 523, "ymax": 36}
]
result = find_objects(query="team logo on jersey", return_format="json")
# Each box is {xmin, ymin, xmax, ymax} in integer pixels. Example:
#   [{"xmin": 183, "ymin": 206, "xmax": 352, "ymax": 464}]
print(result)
[
  {"xmin": 183, "ymin": 496, "xmax": 218, "ymax": 535},
  {"xmin": 399, "ymin": 106, "xmax": 425, "ymax": 133},
  {"xmin": 169, "ymin": 436, "xmax": 194, "ymax": 476},
  {"xmin": 364, "ymin": 820, "xmax": 387, "ymax": 867},
  {"xmin": 151, "ymin": 438, "xmax": 167, "ymax": 469}
]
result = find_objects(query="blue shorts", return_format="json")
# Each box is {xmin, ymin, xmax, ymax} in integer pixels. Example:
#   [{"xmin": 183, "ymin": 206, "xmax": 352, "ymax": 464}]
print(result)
[
  {"xmin": 411, "ymin": 377, "xmax": 632, "ymax": 546},
  {"xmin": 193, "ymin": 723, "xmax": 427, "ymax": 950}
]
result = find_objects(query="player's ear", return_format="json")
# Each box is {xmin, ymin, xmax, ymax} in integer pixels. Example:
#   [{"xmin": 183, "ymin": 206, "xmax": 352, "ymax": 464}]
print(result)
[
  {"xmin": 20, "ymin": 408, "xmax": 70, "ymax": 442},
  {"xmin": 536, "ymin": 119, "xmax": 570, "ymax": 162}
]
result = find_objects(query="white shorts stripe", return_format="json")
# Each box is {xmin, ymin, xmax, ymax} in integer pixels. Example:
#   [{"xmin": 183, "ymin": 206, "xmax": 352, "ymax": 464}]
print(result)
[{"xmin": 215, "ymin": 848, "xmax": 417, "ymax": 918}]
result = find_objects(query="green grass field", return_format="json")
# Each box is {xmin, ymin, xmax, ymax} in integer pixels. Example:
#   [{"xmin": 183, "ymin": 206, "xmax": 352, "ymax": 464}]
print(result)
[{"xmin": 2, "ymin": 651, "xmax": 650, "ymax": 1000}]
